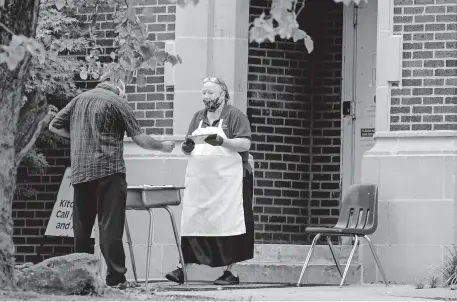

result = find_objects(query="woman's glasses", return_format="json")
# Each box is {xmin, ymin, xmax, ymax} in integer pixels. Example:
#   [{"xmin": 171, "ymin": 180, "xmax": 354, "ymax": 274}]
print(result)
[
  {"xmin": 203, "ymin": 77, "xmax": 224, "ymax": 84},
  {"xmin": 203, "ymin": 77, "xmax": 228, "ymax": 90}
]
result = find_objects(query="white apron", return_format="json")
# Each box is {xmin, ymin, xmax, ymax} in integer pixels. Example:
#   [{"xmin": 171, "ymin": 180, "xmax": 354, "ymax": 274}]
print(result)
[{"xmin": 180, "ymin": 119, "xmax": 245, "ymax": 237}]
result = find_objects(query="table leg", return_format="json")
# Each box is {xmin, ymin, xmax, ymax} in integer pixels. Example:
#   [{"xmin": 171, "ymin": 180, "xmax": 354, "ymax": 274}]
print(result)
[
  {"xmin": 164, "ymin": 206, "xmax": 188, "ymax": 285},
  {"xmin": 145, "ymin": 209, "xmax": 154, "ymax": 287},
  {"xmin": 124, "ymin": 215, "xmax": 138, "ymax": 283}
]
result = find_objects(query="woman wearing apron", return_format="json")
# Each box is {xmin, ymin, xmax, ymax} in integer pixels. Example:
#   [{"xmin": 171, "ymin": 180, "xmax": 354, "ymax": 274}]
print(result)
[{"xmin": 165, "ymin": 77, "xmax": 254, "ymax": 285}]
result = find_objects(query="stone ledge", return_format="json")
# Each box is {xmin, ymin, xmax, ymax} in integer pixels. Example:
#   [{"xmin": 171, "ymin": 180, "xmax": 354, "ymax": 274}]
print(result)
[{"xmin": 367, "ymin": 130, "xmax": 457, "ymax": 156}]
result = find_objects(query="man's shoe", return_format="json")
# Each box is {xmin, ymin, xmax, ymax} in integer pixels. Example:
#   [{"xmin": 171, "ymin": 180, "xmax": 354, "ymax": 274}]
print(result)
[
  {"xmin": 107, "ymin": 280, "xmax": 139, "ymax": 290},
  {"xmin": 214, "ymin": 270, "xmax": 240, "ymax": 286},
  {"xmin": 165, "ymin": 268, "xmax": 184, "ymax": 284}
]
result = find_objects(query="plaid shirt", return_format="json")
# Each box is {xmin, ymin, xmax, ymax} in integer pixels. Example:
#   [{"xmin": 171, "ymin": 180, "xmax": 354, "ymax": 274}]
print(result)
[{"xmin": 51, "ymin": 82, "xmax": 142, "ymax": 184}]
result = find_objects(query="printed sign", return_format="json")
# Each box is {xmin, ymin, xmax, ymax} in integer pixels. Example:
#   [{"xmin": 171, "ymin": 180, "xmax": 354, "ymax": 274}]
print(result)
[
  {"xmin": 360, "ymin": 128, "xmax": 375, "ymax": 138},
  {"xmin": 45, "ymin": 167, "xmax": 95, "ymax": 238}
]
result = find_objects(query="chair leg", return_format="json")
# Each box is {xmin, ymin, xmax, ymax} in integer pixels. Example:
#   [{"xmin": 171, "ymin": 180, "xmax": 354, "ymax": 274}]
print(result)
[
  {"xmin": 124, "ymin": 216, "xmax": 138, "ymax": 284},
  {"xmin": 364, "ymin": 235, "xmax": 388, "ymax": 286},
  {"xmin": 164, "ymin": 206, "xmax": 188, "ymax": 286},
  {"xmin": 145, "ymin": 209, "xmax": 154, "ymax": 287},
  {"xmin": 340, "ymin": 235, "xmax": 359, "ymax": 288},
  {"xmin": 327, "ymin": 236, "xmax": 343, "ymax": 278},
  {"xmin": 297, "ymin": 233, "xmax": 321, "ymax": 287}
]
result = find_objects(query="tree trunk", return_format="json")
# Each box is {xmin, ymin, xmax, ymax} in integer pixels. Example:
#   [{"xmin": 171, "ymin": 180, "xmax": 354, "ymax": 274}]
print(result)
[{"xmin": 0, "ymin": 0, "xmax": 41, "ymax": 289}]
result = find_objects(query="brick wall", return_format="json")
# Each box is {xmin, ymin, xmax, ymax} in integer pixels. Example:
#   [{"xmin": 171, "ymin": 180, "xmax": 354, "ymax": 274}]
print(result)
[
  {"xmin": 248, "ymin": 0, "xmax": 343, "ymax": 244},
  {"xmin": 14, "ymin": 146, "xmax": 73, "ymax": 264},
  {"xmin": 76, "ymin": 0, "xmax": 176, "ymax": 135},
  {"xmin": 391, "ymin": 0, "xmax": 457, "ymax": 131},
  {"xmin": 13, "ymin": 0, "xmax": 176, "ymax": 263}
]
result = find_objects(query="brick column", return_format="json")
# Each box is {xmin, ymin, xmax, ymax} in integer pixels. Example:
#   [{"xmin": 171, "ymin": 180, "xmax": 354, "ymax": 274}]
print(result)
[
  {"xmin": 173, "ymin": 0, "xmax": 249, "ymax": 135},
  {"xmin": 360, "ymin": 0, "xmax": 457, "ymax": 284}
]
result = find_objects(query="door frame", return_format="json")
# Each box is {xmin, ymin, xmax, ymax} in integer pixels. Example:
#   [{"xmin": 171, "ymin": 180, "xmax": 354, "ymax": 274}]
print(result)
[
  {"xmin": 340, "ymin": 0, "xmax": 378, "ymax": 199},
  {"xmin": 340, "ymin": 2, "xmax": 358, "ymax": 199}
]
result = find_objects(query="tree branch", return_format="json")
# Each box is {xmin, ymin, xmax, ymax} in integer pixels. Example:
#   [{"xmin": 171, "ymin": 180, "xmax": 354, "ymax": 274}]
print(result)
[
  {"xmin": 15, "ymin": 103, "xmax": 57, "ymax": 167},
  {"xmin": 297, "ymin": 0, "xmax": 306, "ymax": 16},
  {"xmin": 0, "ymin": 21, "xmax": 15, "ymax": 35}
]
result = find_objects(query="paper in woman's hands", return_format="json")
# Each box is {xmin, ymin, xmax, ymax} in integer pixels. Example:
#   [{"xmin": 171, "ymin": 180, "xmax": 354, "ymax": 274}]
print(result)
[{"xmin": 188, "ymin": 134, "xmax": 212, "ymax": 144}]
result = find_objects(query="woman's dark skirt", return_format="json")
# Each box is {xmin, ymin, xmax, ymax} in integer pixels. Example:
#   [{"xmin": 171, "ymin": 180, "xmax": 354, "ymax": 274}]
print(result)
[{"xmin": 181, "ymin": 170, "xmax": 254, "ymax": 268}]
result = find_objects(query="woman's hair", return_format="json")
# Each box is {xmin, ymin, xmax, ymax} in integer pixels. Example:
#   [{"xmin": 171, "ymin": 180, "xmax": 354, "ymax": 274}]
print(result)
[{"xmin": 203, "ymin": 77, "xmax": 230, "ymax": 102}]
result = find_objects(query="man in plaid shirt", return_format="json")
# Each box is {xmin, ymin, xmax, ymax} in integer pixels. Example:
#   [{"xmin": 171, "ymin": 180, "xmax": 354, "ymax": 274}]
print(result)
[{"xmin": 49, "ymin": 80, "xmax": 175, "ymax": 288}]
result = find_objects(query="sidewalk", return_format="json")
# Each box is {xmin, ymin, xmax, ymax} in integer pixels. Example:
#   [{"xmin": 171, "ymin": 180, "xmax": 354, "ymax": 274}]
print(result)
[{"xmin": 150, "ymin": 282, "xmax": 457, "ymax": 301}]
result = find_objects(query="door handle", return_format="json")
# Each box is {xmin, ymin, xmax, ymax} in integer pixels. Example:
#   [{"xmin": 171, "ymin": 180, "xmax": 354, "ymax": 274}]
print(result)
[{"xmin": 342, "ymin": 101, "xmax": 351, "ymax": 116}]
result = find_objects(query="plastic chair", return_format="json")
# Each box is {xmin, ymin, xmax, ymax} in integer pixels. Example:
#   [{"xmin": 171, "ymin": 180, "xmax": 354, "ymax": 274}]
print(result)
[
  {"xmin": 125, "ymin": 185, "xmax": 187, "ymax": 287},
  {"xmin": 297, "ymin": 183, "xmax": 388, "ymax": 288}
]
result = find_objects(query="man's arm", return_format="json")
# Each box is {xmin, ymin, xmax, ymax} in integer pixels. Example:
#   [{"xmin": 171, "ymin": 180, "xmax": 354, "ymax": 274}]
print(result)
[
  {"xmin": 131, "ymin": 133, "xmax": 165, "ymax": 151},
  {"xmin": 48, "ymin": 124, "xmax": 70, "ymax": 138},
  {"xmin": 114, "ymin": 101, "xmax": 174, "ymax": 152},
  {"xmin": 48, "ymin": 99, "xmax": 75, "ymax": 138}
]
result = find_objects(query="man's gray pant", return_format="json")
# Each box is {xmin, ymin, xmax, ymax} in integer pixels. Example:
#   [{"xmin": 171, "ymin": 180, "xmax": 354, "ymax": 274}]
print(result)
[{"xmin": 72, "ymin": 173, "xmax": 128, "ymax": 286}]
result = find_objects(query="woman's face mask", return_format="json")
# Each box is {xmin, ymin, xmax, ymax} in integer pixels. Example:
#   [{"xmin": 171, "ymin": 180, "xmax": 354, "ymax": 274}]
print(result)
[
  {"xmin": 203, "ymin": 94, "xmax": 223, "ymax": 112},
  {"xmin": 202, "ymin": 82, "xmax": 224, "ymax": 112}
]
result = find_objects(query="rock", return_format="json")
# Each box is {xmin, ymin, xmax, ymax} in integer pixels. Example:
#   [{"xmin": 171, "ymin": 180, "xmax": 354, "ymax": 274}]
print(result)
[
  {"xmin": 15, "ymin": 262, "xmax": 34, "ymax": 270},
  {"xmin": 14, "ymin": 253, "xmax": 107, "ymax": 295}
]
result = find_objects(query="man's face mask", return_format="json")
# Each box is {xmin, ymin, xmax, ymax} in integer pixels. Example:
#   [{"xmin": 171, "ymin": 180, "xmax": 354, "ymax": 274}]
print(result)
[{"xmin": 203, "ymin": 94, "xmax": 223, "ymax": 112}]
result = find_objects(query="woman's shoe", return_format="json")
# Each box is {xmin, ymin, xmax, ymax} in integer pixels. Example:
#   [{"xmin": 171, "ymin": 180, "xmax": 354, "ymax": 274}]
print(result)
[
  {"xmin": 214, "ymin": 270, "xmax": 240, "ymax": 285},
  {"xmin": 165, "ymin": 268, "xmax": 184, "ymax": 284}
]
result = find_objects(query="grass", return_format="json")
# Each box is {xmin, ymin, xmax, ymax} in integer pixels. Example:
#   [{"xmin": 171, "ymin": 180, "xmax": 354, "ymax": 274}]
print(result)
[
  {"xmin": 429, "ymin": 276, "xmax": 439, "ymax": 289},
  {"xmin": 444, "ymin": 247, "xmax": 457, "ymax": 286},
  {"xmin": 414, "ymin": 278, "xmax": 425, "ymax": 290}
]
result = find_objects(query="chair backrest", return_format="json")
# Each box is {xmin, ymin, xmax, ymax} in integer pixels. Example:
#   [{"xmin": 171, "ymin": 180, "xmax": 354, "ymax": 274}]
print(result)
[{"xmin": 334, "ymin": 183, "xmax": 378, "ymax": 234}]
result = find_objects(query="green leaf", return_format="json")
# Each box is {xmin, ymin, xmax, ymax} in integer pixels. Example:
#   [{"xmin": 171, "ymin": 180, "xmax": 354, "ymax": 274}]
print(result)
[
  {"xmin": 91, "ymin": 71, "xmax": 100, "ymax": 79},
  {"xmin": 146, "ymin": 58, "xmax": 157, "ymax": 70},
  {"xmin": 80, "ymin": 68, "xmax": 88, "ymax": 80},
  {"xmin": 140, "ymin": 22, "xmax": 148, "ymax": 37},
  {"xmin": 120, "ymin": 56, "xmax": 131, "ymax": 68},
  {"xmin": 167, "ymin": 54, "xmax": 179, "ymax": 66},
  {"xmin": 176, "ymin": 54, "xmax": 183, "ymax": 64},
  {"xmin": 131, "ymin": 58, "xmax": 142, "ymax": 69},
  {"xmin": 126, "ymin": 6, "xmax": 136, "ymax": 23},
  {"xmin": 154, "ymin": 50, "xmax": 168, "ymax": 63},
  {"xmin": 126, "ymin": 70, "xmax": 134, "ymax": 84},
  {"xmin": 140, "ymin": 42, "xmax": 156, "ymax": 61},
  {"xmin": 136, "ymin": 73, "xmax": 147, "ymax": 87},
  {"xmin": 10, "ymin": 35, "xmax": 25, "ymax": 49},
  {"xmin": 13, "ymin": 45, "xmax": 26, "ymax": 62},
  {"xmin": 304, "ymin": 34, "xmax": 314, "ymax": 54},
  {"xmin": 110, "ymin": 51, "xmax": 116, "ymax": 60},
  {"xmin": 132, "ymin": 28, "xmax": 143, "ymax": 38},
  {"xmin": 55, "ymin": 0, "xmax": 66, "ymax": 10},
  {"xmin": 118, "ymin": 27, "xmax": 129, "ymax": 37},
  {"xmin": 292, "ymin": 29, "xmax": 306, "ymax": 42},
  {"xmin": 0, "ymin": 53, "xmax": 6, "ymax": 64},
  {"xmin": 6, "ymin": 55, "xmax": 20, "ymax": 70},
  {"xmin": 0, "ymin": 0, "xmax": 4, "ymax": 7}
]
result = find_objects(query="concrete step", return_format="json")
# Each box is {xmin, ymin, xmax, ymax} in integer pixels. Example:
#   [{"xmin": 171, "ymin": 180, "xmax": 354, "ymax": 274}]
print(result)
[
  {"xmin": 185, "ymin": 244, "xmax": 361, "ymax": 285},
  {"xmin": 250, "ymin": 244, "xmax": 359, "ymax": 263},
  {"xmin": 186, "ymin": 261, "xmax": 361, "ymax": 285}
]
